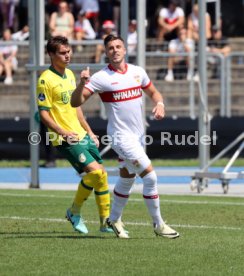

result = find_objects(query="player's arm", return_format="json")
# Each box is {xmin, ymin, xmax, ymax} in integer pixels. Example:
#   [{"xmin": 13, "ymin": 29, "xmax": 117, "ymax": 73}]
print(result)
[
  {"xmin": 71, "ymin": 67, "xmax": 92, "ymax": 107},
  {"xmin": 39, "ymin": 109, "xmax": 78, "ymax": 141},
  {"xmin": 143, "ymin": 82, "xmax": 165, "ymax": 120},
  {"xmin": 49, "ymin": 12, "xmax": 57, "ymax": 33},
  {"xmin": 76, "ymin": 107, "xmax": 99, "ymax": 147}
]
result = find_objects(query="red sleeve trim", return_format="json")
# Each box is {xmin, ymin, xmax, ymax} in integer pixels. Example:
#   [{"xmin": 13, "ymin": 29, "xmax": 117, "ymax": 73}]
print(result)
[
  {"xmin": 84, "ymin": 85, "xmax": 94, "ymax": 94},
  {"xmin": 142, "ymin": 81, "xmax": 152, "ymax": 90}
]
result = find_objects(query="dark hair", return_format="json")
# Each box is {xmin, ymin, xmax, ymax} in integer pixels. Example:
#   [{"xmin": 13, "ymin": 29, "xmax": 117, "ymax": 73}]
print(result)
[
  {"xmin": 46, "ymin": 36, "xmax": 69, "ymax": 54},
  {"xmin": 104, "ymin": 34, "xmax": 124, "ymax": 47},
  {"xmin": 169, "ymin": 0, "xmax": 179, "ymax": 6}
]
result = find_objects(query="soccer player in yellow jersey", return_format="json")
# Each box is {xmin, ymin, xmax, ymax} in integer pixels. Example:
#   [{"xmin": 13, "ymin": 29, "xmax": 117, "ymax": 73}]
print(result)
[{"xmin": 36, "ymin": 36, "xmax": 112, "ymax": 234}]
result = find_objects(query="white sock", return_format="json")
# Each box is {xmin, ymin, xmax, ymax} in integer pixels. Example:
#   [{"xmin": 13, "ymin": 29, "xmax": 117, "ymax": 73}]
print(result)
[
  {"xmin": 109, "ymin": 177, "xmax": 135, "ymax": 222},
  {"xmin": 110, "ymin": 192, "xmax": 129, "ymax": 221},
  {"xmin": 142, "ymin": 171, "xmax": 164, "ymax": 227}
]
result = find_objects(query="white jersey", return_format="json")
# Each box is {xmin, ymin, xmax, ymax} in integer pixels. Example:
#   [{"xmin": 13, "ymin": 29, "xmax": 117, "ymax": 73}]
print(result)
[
  {"xmin": 159, "ymin": 7, "xmax": 184, "ymax": 24},
  {"xmin": 85, "ymin": 63, "xmax": 151, "ymax": 139}
]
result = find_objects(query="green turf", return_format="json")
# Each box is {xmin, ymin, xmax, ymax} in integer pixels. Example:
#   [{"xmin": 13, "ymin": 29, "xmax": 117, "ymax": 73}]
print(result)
[
  {"xmin": 0, "ymin": 158, "xmax": 244, "ymax": 167},
  {"xmin": 0, "ymin": 189, "xmax": 243, "ymax": 275}
]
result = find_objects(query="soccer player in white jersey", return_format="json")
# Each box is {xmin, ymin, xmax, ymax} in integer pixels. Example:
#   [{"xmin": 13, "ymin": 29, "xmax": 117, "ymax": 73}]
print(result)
[{"xmin": 71, "ymin": 34, "xmax": 180, "ymax": 239}]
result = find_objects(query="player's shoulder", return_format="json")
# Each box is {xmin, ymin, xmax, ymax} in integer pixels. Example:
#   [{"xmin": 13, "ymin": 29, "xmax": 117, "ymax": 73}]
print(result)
[
  {"xmin": 39, "ymin": 69, "xmax": 50, "ymax": 79},
  {"xmin": 92, "ymin": 65, "xmax": 110, "ymax": 79},
  {"xmin": 127, "ymin": 63, "xmax": 145, "ymax": 74},
  {"xmin": 38, "ymin": 69, "xmax": 51, "ymax": 85},
  {"xmin": 65, "ymin": 68, "xmax": 75, "ymax": 77}
]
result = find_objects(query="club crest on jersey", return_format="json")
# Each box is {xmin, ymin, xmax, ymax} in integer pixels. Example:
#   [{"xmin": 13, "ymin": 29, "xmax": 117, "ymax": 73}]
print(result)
[
  {"xmin": 61, "ymin": 92, "xmax": 69, "ymax": 104},
  {"xmin": 79, "ymin": 153, "xmax": 86, "ymax": 163},
  {"xmin": 40, "ymin": 79, "xmax": 45, "ymax": 84},
  {"xmin": 38, "ymin": 93, "xmax": 45, "ymax": 101},
  {"xmin": 134, "ymin": 75, "xmax": 140, "ymax": 83}
]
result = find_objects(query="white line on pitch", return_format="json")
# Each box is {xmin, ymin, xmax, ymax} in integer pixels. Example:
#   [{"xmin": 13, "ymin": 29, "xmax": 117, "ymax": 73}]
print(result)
[
  {"xmin": 0, "ymin": 216, "xmax": 242, "ymax": 231},
  {"xmin": 0, "ymin": 192, "xmax": 244, "ymax": 206}
]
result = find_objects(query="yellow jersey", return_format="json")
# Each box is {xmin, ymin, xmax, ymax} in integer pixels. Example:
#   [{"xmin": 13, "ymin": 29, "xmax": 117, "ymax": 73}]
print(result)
[{"xmin": 36, "ymin": 66, "xmax": 86, "ymax": 146}]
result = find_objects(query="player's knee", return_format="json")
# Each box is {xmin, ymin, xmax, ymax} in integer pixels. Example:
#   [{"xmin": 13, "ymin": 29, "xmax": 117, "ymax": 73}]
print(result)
[
  {"xmin": 83, "ymin": 169, "xmax": 108, "ymax": 190},
  {"xmin": 115, "ymin": 176, "xmax": 135, "ymax": 196},
  {"xmin": 142, "ymin": 170, "xmax": 158, "ymax": 196}
]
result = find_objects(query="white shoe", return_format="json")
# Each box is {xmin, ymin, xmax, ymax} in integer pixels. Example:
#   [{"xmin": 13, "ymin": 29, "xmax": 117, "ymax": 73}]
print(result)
[
  {"xmin": 186, "ymin": 72, "xmax": 193, "ymax": 81},
  {"xmin": 193, "ymin": 73, "xmax": 199, "ymax": 82},
  {"xmin": 165, "ymin": 72, "xmax": 174, "ymax": 82},
  {"xmin": 4, "ymin": 77, "xmax": 13, "ymax": 85},
  {"xmin": 154, "ymin": 223, "xmax": 180, "ymax": 239},
  {"xmin": 106, "ymin": 218, "xmax": 129, "ymax": 239}
]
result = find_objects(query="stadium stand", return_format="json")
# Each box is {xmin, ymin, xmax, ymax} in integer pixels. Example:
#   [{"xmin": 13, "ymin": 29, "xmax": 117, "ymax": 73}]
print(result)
[{"xmin": 0, "ymin": 38, "xmax": 244, "ymax": 119}]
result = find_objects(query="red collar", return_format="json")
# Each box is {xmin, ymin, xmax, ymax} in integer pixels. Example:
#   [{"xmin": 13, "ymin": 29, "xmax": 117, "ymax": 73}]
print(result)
[{"xmin": 108, "ymin": 63, "xmax": 128, "ymax": 74}]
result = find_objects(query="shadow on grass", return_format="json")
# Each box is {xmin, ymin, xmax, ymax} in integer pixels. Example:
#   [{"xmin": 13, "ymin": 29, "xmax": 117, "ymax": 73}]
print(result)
[{"xmin": 0, "ymin": 231, "xmax": 108, "ymax": 239}]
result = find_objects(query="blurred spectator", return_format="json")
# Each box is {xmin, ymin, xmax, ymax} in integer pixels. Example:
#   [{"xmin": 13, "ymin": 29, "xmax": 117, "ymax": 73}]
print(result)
[
  {"xmin": 0, "ymin": 0, "xmax": 19, "ymax": 33},
  {"xmin": 12, "ymin": 25, "xmax": 29, "ymax": 41},
  {"xmin": 95, "ymin": 20, "xmax": 116, "ymax": 63},
  {"xmin": 127, "ymin": 19, "xmax": 137, "ymax": 55},
  {"xmin": 207, "ymin": 25, "xmax": 231, "ymax": 79},
  {"xmin": 49, "ymin": 1, "xmax": 75, "ymax": 39},
  {"xmin": 187, "ymin": 3, "xmax": 212, "ymax": 43},
  {"xmin": 111, "ymin": 0, "xmax": 120, "ymax": 31},
  {"xmin": 74, "ymin": 9, "xmax": 96, "ymax": 50},
  {"xmin": 72, "ymin": 0, "xmax": 82, "ymax": 12},
  {"xmin": 98, "ymin": 0, "xmax": 113, "ymax": 24},
  {"xmin": 208, "ymin": 25, "xmax": 231, "ymax": 57},
  {"xmin": 0, "ymin": 28, "xmax": 18, "ymax": 85},
  {"xmin": 17, "ymin": 0, "xmax": 28, "ymax": 30},
  {"xmin": 77, "ymin": 0, "xmax": 99, "ymax": 36},
  {"xmin": 157, "ymin": 0, "xmax": 185, "ymax": 42},
  {"xmin": 164, "ymin": 27, "xmax": 194, "ymax": 82},
  {"xmin": 46, "ymin": 0, "xmax": 62, "ymax": 16}
]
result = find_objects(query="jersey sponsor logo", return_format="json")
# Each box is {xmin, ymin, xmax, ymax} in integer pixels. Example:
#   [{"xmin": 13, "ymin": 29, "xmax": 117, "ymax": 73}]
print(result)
[
  {"xmin": 100, "ymin": 86, "xmax": 142, "ymax": 102},
  {"xmin": 61, "ymin": 92, "xmax": 69, "ymax": 104},
  {"xmin": 79, "ymin": 153, "xmax": 87, "ymax": 163},
  {"xmin": 111, "ymin": 82, "xmax": 119, "ymax": 85},
  {"xmin": 38, "ymin": 93, "xmax": 46, "ymax": 101}
]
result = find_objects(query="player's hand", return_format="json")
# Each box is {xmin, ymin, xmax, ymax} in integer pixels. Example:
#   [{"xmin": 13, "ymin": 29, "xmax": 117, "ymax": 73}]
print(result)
[
  {"xmin": 60, "ymin": 130, "xmax": 79, "ymax": 143},
  {"xmin": 88, "ymin": 132, "xmax": 100, "ymax": 148},
  {"xmin": 152, "ymin": 102, "xmax": 165, "ymax": 120},
  {"xmin": 80, "ymin": 66, "xmax": 90, "ymax": 84}
]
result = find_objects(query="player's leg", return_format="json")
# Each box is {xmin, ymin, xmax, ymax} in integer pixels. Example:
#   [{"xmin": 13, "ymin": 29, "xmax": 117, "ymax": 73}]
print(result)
[
  {"xmin": 140, "ymin": 163, "xmax": 180, "ymax": 239},
  {"xmin": 85, "ymin": 135, "xmax": 112, "ymax": 232},
  {"xmin": 107, "ymin": 165, "xmax": 135, "ymax": 238},
  {"xmin": 57, "ymin": 140, "xmax": 96, "ymax": 233},
  {"xmin": 113, "ymin": 138, "xmax": 179, "ymax": 239}
]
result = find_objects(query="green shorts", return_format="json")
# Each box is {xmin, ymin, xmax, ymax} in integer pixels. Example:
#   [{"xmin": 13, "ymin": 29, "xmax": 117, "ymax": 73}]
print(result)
[{"xmin": 56, "ymin": 134, "xmax": 103, "ymax": 174}]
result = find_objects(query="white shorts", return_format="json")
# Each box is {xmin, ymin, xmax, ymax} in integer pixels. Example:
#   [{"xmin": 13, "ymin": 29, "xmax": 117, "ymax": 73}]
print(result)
[{"xmin": 111, "ymin": 136, "xmax": 151, "ymax": 175}]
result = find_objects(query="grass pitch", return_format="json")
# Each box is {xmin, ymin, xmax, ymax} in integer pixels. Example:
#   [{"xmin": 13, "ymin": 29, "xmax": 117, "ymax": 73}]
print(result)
[{"xmin": 0, "ymin": 189, "xmax": 243, "ymax": 276}]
